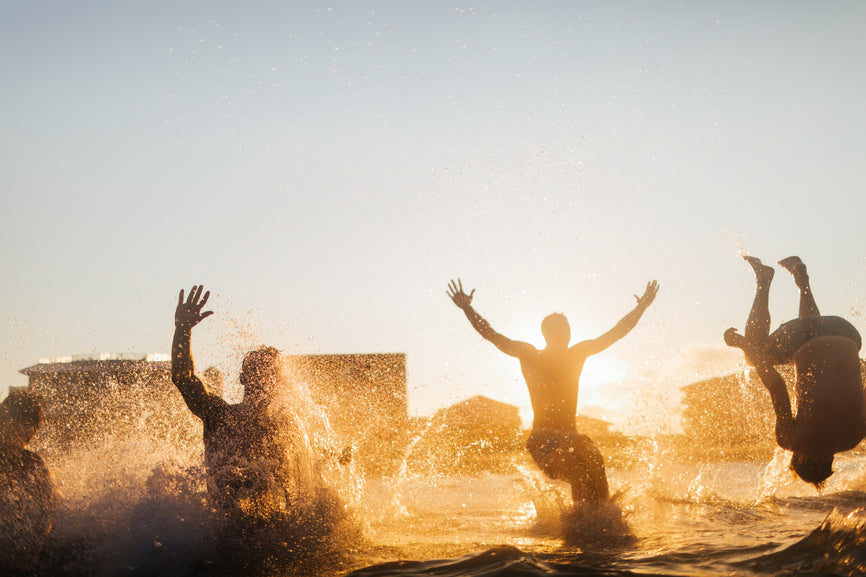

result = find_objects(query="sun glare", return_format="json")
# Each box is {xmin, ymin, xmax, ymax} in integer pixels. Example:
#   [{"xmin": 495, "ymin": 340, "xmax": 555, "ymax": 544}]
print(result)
[{"xmin": 477, "ymin": 310, "xmax": 633, "ymax": 429}]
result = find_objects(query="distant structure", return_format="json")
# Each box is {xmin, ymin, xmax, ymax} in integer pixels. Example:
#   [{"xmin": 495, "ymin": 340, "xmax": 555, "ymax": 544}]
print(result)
[
  {"xmin": 407, "ymin": 395, "xmax": 523, "ymax": 474},
  {"xmin": 574, "ymin": 414, "xmax": 616, "ymax": 438},
  {"xmin": 288, "ymin": 353, "xmax": 407, "ymax": 433},
  {"xmin": 18, "ymin": 352, "xmax": 409, "ymax": 473},
  {"xmin": 18, "ymin": 354, "xmax": 206, "ymax": 456},
  {"xmin": 401, "ymin": 397, "xmax": 642, "ymax": 475},
  {"xmin": 573, "ymin": 414, "xmax": 641, "ymax": 469},
  {"xmin": 680, "ymin": 368, "xmax": 790, "ymax": 460},
  {"xmin": 680, "ymin": 360, "xmax": 866, "ymax": 461},
  {"xmin": 287, "ymin": 353, "xmax": 408, "ymax": 475},
  {"xmin": 435, "ymin": 395, "xmax": 522, "ymax": 442}
]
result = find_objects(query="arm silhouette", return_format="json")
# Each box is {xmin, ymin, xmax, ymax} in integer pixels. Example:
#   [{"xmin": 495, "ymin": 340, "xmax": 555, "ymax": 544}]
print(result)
[
  {"xmin": 575, "ymin": 280, "xmax": 659, "ymax": 356},
  {"xmin": 447, "ymin": 279, "xmax": 536, "ymax": 358},
  {"xmin": 171, "ymin": 285, "xmax": 221, "ymax": 419},
  {"xmin": 724, "ymin": 327, "xmax": 795, "ymax": 450},
  {"xmin": 753, "ymin": 360, "xmax": 795, "ymax": 450}
]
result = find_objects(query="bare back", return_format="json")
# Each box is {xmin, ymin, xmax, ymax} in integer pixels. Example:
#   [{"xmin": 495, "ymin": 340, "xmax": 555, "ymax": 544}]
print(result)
[
  {"xmin": 448, "ymin": 279, "xmax": 657, "ymax": 433},
  {"xmin": 519, "ymin": 345, "xmax": 592, "ymax": 431},
  {"xmin": 790, "ymin": 336, "xmax": 866, "ymax": 457}
]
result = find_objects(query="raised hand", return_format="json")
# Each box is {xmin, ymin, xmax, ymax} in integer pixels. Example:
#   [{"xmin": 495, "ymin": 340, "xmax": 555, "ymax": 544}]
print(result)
[
  {"xmin": 175, "ymin": 285, "xmax": 214, "ymax": 330},
  {"xmin": 447, "ymin": 278, "xmax": 475, "ymax": 310},
  {"xmin": 634, "ymin": 280, "xmax": 659, "ymax": 310}
]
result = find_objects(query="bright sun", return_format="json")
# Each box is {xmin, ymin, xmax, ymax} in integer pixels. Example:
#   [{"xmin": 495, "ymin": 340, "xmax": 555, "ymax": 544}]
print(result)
[{"xmin": 486, "ymin": 313, "xmax": 632, "ymax": 427}]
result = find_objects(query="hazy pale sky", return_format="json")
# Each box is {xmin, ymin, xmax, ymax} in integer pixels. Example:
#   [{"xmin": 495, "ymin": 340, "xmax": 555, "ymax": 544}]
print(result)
[{"xmin": 2, "ymin": 2, "xmax": 865, "ymax": 432}]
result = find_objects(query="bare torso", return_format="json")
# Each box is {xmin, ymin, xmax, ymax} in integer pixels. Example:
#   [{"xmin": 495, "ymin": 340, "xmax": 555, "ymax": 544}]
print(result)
[
  {"xmin": 790, "ymin": 336, "xmax": 865, "ymax": 457},
  {"xmin": 200, "ymin": 400, "xmax": 313, "ymax": 512},
  {"xmin": 520, "ymin": 347, "xmax": 588, "ymax": 431}
]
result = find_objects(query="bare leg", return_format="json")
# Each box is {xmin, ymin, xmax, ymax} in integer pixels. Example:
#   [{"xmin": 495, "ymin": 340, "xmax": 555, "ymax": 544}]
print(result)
[
  {"xmin": 569, "ymin": 446, "xmax": 609, "ymax": 504},
  {"xmin": 743, "ymin": 256, "xmax": 774, "ymax": 343},
  {"xmin": 779, "ymin": 256, "xmax": 819, "ymax": 318}
]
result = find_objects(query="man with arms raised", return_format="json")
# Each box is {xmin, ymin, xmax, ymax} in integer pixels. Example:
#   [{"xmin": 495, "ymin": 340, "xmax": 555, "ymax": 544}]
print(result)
[{"xmin": 447, "ymin": 279, "xmax": 658, "ymax": 506}]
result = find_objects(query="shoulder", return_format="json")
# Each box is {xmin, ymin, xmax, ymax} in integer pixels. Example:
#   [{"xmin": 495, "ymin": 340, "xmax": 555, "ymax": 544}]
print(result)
[
  {"xmin": 201, "ymin": 394, "xmax": 232, "ymax": 421},
  {"xmin": 568, "ymin": 339, "xmax": 597, "ymax": 357},
  {"xmin": 508, "ymin": 340, "xmax": 540, "ymax": 358}
]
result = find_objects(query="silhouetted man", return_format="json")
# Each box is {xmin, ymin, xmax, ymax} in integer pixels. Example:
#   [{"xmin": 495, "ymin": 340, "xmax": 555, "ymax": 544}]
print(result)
[
  {"xmin": 172, "ymin": 285, "xmax": 315, "ymax": 516},
  {"xmin": 0, "ymin": 388, "xmax": 55, "ymax": 576},
  {"xmin": 447, "ymin": 279, "xmax": 658, "ymax": 505},
  {"xmin": 725, "ymin": 256, "xmax": 865, "ymax": 488}
]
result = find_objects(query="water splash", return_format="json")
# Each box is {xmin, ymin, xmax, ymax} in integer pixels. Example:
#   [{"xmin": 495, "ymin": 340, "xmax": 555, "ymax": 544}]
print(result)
[
  {"xmin": 28, "ymin": 361, "xmax": 366, "ymax": 576},
  {"xmin": 744, "ymin": 507, "xmax": 866, "ymax": 576}
]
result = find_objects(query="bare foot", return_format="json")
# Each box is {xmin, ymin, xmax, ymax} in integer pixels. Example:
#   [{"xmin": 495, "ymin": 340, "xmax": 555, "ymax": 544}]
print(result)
[
  {"xmin": 743, "ymin": 255, "xmax": 774, "ymax": 286},
  {"xmin": 778, "ymin": 256, "xmax": 809, "ymax": 290}
]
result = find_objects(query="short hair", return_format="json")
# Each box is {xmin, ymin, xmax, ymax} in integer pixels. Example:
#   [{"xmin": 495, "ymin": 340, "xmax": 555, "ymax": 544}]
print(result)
[
  {"xmin": 789, "ymin": 453, "xmax": 833, "ymax": 489},
  {"xmin": 541, "ymin": 313, "xmax": 570, "ymax": 343},
  {"xmin": 240, "ymin": 346, "xmax": 282, "ymax": 388},
  {"xmin": 1, "ymin": 388, "xmax": 44, "ymax": 430}
]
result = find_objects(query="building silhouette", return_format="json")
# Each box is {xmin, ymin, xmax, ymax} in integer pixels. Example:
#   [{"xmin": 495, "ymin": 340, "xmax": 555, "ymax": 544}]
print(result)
[
  {"xmin": 19, "ymin": 355, "xmax": 203, "ymax": 457},
  {"xmin": 18, "ymin": 352, "xmax": 408, "ymax": 473}
]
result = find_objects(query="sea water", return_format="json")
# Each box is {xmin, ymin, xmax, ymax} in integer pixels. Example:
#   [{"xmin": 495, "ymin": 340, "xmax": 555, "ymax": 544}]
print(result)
[
  {"xmin": 32, "ymin": 439, "xmax": 866, "ymax": 576},
  {"xmin": 23, "ymin": 369, "xmax": 866, "ymax": 577},
  {"xmin": 346, "ymin": 452, "xmax": 866, "ymax": 577}
]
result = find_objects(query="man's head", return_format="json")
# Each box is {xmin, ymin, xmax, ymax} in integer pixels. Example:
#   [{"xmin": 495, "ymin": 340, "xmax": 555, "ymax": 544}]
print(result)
[
  {"xmin": 541, "ymin": 313, "xmax": 571, "ymax": 349},
  {"xmin": 240, "ymin": 346, "xmax": 283, "ymax": 401},
  {"xmin": 790, "ymin": 452, "xmax": 834, "ymax": 489},
  {"xmin": 0, "ymin": 388, "xmax": 44, "ymax": 447}
]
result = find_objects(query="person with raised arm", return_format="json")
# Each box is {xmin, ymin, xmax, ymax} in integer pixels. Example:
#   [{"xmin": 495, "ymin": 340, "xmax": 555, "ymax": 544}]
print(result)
[
  {"xmin": 447, "ymin": 278, "xmax": 658, "ymax": 506},
  {"xmin": 725, "ymin": 256, "xmax": 865, "ymax": 488},
  {"xmin": 172, "ymin": 285, "xmax": 314, "ymax": 516}
]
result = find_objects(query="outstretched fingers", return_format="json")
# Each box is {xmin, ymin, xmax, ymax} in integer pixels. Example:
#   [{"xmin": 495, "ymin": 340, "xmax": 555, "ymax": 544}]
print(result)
[
  {"xmin": 447, "ymin": 278, "xmax": 475, "ymax": 307},
  {"xmin": 184, "ymin": 285, "xmax": 210, "ymax": 308},
  {"xmin": 197, "ymin": 288, "xmax": 211, "ymax": 309},
  {"xmin": 190, "ymin": 284, "xmax": 204, "ymax": 305},
  {"xmin": 646, "ymin": 279, "xmax": 659, "ymax": 297},
  {"xmin": 447, "ymin": 278, "xmax": 467, "ymax": 296},
  {"xmin": 635, "ymin": 280, "xmax": 659, "ymax": 307},
  {"xmin": 176, "ymin": 285, "xmax": 214, "ymax": 327}
]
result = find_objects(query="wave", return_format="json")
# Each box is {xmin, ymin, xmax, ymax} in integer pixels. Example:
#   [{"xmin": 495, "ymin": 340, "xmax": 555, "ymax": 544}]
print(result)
[
  {"xmin": 738, "ymin": 506, "xmax": 866, "ymax": 577},
  {"xmin": 346, "ymin": 504, "xmax": 866, "ymax": 577},
  {"xmin": 345, "ymin": 545, "xmax": 637, "ymax": 577},
  {"xmin": 37, "ymin": 461, "xmax": 364, "ymax": 577}
]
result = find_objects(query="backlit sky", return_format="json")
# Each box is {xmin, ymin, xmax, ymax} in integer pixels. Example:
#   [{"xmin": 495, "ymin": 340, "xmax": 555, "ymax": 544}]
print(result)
[{"xmin": 2, "ymin": 2, "xmax": 865, "ymax": 433}]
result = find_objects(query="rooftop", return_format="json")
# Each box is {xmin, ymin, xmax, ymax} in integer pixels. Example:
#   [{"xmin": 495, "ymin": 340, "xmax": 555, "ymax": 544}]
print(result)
[{"xmin": 20, "ymin": 353, "xmax": 171, "ymax": 376}]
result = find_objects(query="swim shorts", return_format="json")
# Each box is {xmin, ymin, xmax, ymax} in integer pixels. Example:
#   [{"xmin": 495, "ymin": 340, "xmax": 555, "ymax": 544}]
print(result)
[
  {"xmin": 764, "ymin": 315, "xmax": 862, "ymax": 365},
  {"xmin": 527, "ymin": 428, "xmax": 608, "ymax": 501}
]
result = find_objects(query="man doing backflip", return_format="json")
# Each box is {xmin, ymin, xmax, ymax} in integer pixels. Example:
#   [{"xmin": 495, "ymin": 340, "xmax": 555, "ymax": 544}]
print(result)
[
  {"xmin": 448, "ymin": 278, "xmax": 658, "ymax": 505},
  {"xmin": 725, "ymin": 256, "xmax": 865, "ymax": 488}
]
